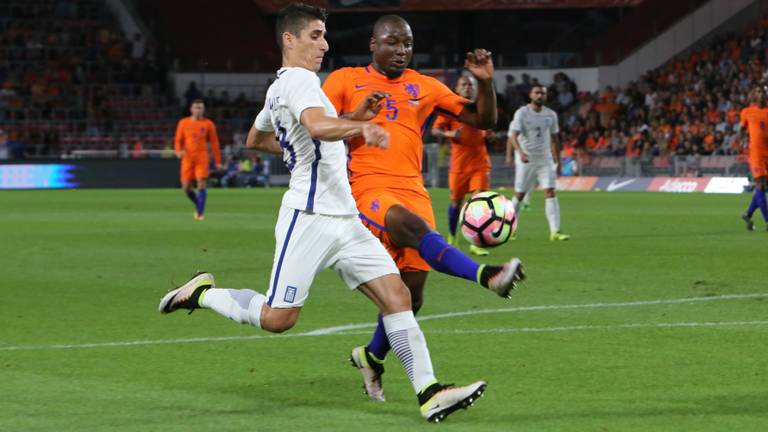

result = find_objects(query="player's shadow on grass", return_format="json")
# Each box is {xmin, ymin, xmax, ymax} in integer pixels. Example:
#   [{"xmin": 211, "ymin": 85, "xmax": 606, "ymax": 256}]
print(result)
[
  {"xmin": 488, "ymin": 391, "xmax": 768, "ymax": 424},
  {"xmin": 206, "ymin": 376, "xmax": 457, "ymax": 424}
]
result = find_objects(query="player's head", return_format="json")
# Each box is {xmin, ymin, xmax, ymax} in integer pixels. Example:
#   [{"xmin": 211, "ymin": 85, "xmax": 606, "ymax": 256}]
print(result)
[
  {"xmin": 190, "ymin": 99, "xmax": 205, "ymax": 118},
  {"xmin": 275, "ymin": 3, "xmax": 328, "ymax": 72},
  {"xmin": 370, "ymin": 15, "xmax": 413, "ymax": 79},
  {"xmin": 455, "ymin": 75, "xmax": 475, "ymax": 100},
  {"xmin": 750, "ymin": 85, "xmax": 766, "ymax": 106},
  {"xmin": 529, "ymin": 85, "xmax": 546, "ymax": 107}
]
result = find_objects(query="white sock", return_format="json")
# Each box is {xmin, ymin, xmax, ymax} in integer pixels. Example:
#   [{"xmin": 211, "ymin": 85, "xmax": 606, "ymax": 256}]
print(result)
[
  {"xmin": 511, "ymin": 196, "xmax": 521, "ymax": 214},
  {"xmin": 545, "ymin": 197, "xmax": 560, "ymax": 232},
  {"xmin": 383, "ymin": 311, "xmax": 437, "ymax": 394},
  {"xmin": 200, "ymin": 288, "xmax": 265, "ymax": 329}
]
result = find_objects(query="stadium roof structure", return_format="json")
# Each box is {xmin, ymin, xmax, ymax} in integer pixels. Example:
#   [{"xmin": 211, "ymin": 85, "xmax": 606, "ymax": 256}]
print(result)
[{"xmin": 252, "ymin": 0, "xmax": 643, "ymax": 13}]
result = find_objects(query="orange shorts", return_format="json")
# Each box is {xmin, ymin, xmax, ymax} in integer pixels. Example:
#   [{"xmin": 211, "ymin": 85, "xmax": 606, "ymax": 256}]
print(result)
[
  {"xmin": 180, "ymin": 155, "xmax": 210, "ymax": 182},
  {"xmin": 750, "ymin": 157, "xmax": 768, "ymax": 178},
  {"xmin": 449, "ymin": 169, "xmax": 490, "ymax": 202},
  {"xmin": 354, "ymin": 186, "xmax": 436, "ymax": 272}
]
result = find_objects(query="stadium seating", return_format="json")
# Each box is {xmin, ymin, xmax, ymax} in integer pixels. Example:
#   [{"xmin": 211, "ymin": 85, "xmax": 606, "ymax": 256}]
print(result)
[{"xmin": 2, "ymin": 0, "xmax": 765, "ymax": 178}]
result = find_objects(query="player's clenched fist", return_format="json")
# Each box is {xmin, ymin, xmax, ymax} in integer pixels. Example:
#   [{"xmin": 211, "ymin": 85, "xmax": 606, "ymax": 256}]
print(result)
[{"xmin": 362, "ymin": 123, "xmax": 390, "ymax": 149}]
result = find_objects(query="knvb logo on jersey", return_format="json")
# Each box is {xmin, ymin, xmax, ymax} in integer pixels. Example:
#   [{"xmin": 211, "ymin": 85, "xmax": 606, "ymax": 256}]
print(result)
[
  {"xmin": 405, "ymin": 83, "xmax": 420, "ymax": 99},
  {"xmin": 371, "ymin": 198, "xmax": 380, "ymax": 212}
]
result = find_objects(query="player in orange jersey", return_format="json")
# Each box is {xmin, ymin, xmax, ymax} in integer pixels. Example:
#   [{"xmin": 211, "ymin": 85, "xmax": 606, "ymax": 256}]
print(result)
[
  {"xmin": 323, "ymin": 15, "xmax": 525, "ymax": 401},
  {"xmin": 174, "ymin": 99, "xmax": 221, "ymax": 220},
  {"xmin": 740, "ymin": 86, "xmax": 768, "ymax": 231},
  {"xmin": 431, "ymin": 75, "xmax": 493, "ymax": 256}
]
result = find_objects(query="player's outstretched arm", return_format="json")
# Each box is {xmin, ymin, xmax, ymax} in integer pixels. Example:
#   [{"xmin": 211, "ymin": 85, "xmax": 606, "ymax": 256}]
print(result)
[
  {"xmin": 246, "ymin": 125, "xmax": 281, "ymax": 154},
  {"xmin": 458, "ymin": 49, "xmax": 497, "ymax": 129},
  {"xmin": 300, "ymin": 107, "xmax": 389, "ymax": 148}
]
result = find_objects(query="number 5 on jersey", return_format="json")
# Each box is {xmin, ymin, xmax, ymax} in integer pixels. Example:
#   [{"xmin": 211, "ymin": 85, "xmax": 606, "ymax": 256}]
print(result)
[{"xmin": 385, "ymin": 98, "xmax": 398, "ymax": 120}]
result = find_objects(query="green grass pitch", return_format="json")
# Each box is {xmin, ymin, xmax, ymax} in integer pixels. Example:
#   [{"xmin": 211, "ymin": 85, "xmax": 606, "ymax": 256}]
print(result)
[{"xmin": 1, "ymin": 188, "xmax": 766, "ymax": 431}]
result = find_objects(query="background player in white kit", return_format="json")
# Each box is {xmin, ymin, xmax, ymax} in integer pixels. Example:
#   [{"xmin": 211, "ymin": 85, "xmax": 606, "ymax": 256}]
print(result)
[
  {"xmin": 505, "ymin": 85, "xmax": 570, "ymax": 241},
  {"xmin": 156, "ymin": 3, "xmax": 485, "ymax": 423}
]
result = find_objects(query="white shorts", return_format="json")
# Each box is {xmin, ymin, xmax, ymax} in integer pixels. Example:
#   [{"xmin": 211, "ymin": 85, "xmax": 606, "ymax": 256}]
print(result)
[
  {"xmin": 265, "ymin": 206, "xmax": 399, "ymax": 308},
  {"xmin": 515, "ymin": 154, "xmax": 556, "ymax": 193}
]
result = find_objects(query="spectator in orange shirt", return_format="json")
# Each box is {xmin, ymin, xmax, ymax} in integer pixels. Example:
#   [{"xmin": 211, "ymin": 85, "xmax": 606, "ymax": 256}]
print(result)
[
  {"xmin": 174, "ymin": 99, "xmax": 221, "ymax": 220},
  {"xmin": 594, "ymin": 95, "xmax": 619, "ymax": 129}
]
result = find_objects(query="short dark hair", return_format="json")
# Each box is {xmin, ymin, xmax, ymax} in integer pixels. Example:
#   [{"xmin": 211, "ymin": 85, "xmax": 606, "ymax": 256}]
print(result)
[
  {"xmin": 275, "ymin": 3, "xmax": 327, "ymax": 51},
  {"xmin": 191, "ymin": 99, "xmax": 205, "ymax": 105},
  {"xmin": 530, "ymin": 84, "xmax": 545, "ymax": 93}
]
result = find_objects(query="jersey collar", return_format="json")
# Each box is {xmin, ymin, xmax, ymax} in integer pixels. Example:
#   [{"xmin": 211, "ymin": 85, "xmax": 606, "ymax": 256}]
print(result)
[{"xmin": 366, "ymin": 64, "xmax": 407, "ymax": 83}]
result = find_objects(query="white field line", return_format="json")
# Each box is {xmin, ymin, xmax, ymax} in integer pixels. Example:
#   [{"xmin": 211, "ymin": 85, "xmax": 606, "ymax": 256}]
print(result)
[
  {"xmin": 1, "ymin": 292, "xmax": 766, "ymax": 352},
  {"xmin": 301, "ymin": 292, "xmax": 768, "ymax": 335},
  {"xmin": 334, "ymin": 320, "xmax": 768, "ymax": 336}
]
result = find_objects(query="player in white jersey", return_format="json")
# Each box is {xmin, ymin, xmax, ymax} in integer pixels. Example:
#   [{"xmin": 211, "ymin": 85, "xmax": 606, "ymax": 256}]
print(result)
[
  {"xmin": 156, "ymin": 3, "xmax": 485, "ymax": 423},
  {"xmin": 505, "ymin": 85, "xmax": 570, "ymax": 240}
]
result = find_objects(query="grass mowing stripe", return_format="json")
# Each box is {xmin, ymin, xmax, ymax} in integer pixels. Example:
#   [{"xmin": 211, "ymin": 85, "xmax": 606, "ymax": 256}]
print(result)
[{"xmin": 2, "ymin": 292, "xmax": 765, "ymax": 352}]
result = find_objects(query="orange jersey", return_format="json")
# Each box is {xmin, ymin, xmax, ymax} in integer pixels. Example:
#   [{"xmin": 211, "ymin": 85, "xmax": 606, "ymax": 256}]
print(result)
[
  {"xmin": 174, "ymin": 116, "xmax": 221, "ymax": 165},
  {"xmin": 323, "ymin": 65, "xmax": 469, "ymax": 190},
  {"xmin": 740, "ymin": 105, "xmax": 768, "ymax": 159},
  {"xmin": 433, "ymin": 114, "xmax": 490, "ymax": 173}
]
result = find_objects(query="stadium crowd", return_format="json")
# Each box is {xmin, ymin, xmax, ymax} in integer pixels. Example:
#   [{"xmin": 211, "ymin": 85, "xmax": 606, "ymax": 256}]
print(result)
[
  {"xmin": 508, "ymin": 17, "xmax": 768, "ymax": 164},
  {"xmin": 1, "ymin": 1, "xmax": 766, "ymax": 173}
]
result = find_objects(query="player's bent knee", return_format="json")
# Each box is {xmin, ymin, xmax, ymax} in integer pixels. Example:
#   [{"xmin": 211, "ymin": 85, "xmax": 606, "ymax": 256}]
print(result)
[
  {"xmin": 260, "ymin": 307, "xmax": 301, "ymax": 333},
  {"xmin": 386, "ymin": 205, "xmax": 431, "ymax": 248},
  {"xmin": 544, "ymin": 188, "xmax": 556, "ymax": 198}
]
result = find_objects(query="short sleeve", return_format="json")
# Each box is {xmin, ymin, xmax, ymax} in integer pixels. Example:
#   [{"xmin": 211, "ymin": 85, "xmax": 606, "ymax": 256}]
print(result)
[
  {"xmin": 254, "ymin": 106, "xmax": 273, "ymax": 132},
  {"xmin": 740, "ymin": 109, "xmax": 748, "ymax": 128},
  {"xmin": 508, "ymin": 109, "xmax": 523, "ymax": 136},
  {"xmin": 284, "ymin": 68, "xmax": 325, "ymax": 121},
  {"xmin": 550, "ymin": 111, "xmax": 560, "ymax": 134},
  {"xmin": 429, "ymin": 77, "xmax": 470, "ymax": 118},
  {"xmin": 321, "ymin": 68, "xmax": 348, "ymax": 115}
]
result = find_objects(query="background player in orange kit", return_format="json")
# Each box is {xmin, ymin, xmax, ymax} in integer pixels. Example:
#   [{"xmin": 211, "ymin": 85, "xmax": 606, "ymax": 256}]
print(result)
[
  {"xmin": 323, "ymin": 14, "xmax": 525, "ymax": 401},
  {"xmin": 432, "ymin": 75, "xmax": 493, "ymax": 256},
  {"xmin": 174, "ymin": 99, "xmax": 221, "ymax": 220},
  {"xmin": 740, "ymin": 86, "xmax": 768, "ymax": 231}
]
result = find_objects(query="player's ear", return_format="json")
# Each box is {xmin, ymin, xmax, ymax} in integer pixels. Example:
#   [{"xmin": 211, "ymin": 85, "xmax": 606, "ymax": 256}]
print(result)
[
  {"xmin": 283, "ymin": 32, "xmax": 294, "ymax": 50},
  {"xmin": 369, "ymin": 37, "xmax": 375, "ymax": 53}
]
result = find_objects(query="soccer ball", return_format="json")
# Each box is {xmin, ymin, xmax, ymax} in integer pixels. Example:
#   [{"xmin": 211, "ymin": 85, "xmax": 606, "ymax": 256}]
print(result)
[{"xmin": 460, "ymin": 191, "xmax": 518, "ymax": 247}]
